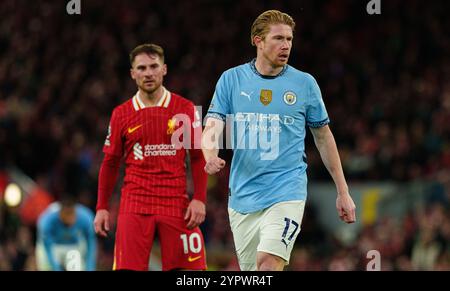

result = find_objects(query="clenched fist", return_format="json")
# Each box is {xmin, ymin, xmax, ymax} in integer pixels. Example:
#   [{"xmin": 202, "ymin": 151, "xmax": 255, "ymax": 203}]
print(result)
[{"xmin": 204, "ymin": 156, "xmax": 226, "ymax": 175}]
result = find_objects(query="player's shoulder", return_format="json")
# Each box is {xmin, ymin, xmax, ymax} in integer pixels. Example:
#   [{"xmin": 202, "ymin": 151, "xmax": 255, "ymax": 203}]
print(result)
[
  {"xmin": 76, "ymin": 204, "xmax": 94, "ymax": 215},
  {"xmin": 216, "ymin": 62, "xmax": 251, "ymax": 83},
  {"xmin": 38, "ymin": 202, "xmax": 61, "ymax": 224},
  {"xmin": 170, "ymin": 92, "xmax": 193, "ymax": 105},
  {"xmin": 111, "ymin": 96, "xmax": 136, "ymax": 117},
  {"xmin": 75, "ymin": 204, "xmax": 94, "ymax": 220},
  {"xmin": 45, "ymin": 202, "xmax": 61, "ymax": 215},
  {"xmin": 224, "ymin": 62, "xmax": 251, "ymax": 77},
  {"xmin": 169, "ymin": 91, "xmax": 196, "ymax": 112},
  {"xmin": 287, "ymin": 65, "xmax": 317, "ymax": 82}
]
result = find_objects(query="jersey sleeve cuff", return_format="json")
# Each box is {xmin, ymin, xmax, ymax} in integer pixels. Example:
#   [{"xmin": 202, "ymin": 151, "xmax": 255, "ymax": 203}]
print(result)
[
  {"xmin": 307, "ymin": 117, "xmax": 330, "ymax": 128},
  {"xmin": 205, "ymin": 112, "xmax": 226, "ymax": 122}
]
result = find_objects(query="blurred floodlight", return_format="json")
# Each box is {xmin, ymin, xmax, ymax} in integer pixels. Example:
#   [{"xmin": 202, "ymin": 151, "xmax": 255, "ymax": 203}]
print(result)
[{"xmin": 4, "ymin": 183, "xmax": 22, "ymax": 207}]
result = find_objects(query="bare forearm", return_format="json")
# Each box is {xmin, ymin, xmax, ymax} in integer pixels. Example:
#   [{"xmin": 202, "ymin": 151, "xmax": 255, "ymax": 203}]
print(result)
[
  {"xmin": 201, "ymin": 118, "xmax": 224, "ymax": 161},
  {"xmin": 201, "ymin": 118, "xmax": 226, "ymax": 175},
  {"xmin": 202, "ymin": 148, "xmax": 219, "ymax": 162},
  {"xmin": 313, "ymin": 128, "xmax": 348, "ymax": 194}
]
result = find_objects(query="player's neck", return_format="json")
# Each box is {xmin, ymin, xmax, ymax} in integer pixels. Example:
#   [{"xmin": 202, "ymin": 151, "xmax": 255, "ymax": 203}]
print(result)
[
  {"xmin": 138, "ymin": 86, "xmax": 164, "ymax": 107},
  {"xmin": 255, "ymin": 57, "xmax": 284, "ymax": 76}
]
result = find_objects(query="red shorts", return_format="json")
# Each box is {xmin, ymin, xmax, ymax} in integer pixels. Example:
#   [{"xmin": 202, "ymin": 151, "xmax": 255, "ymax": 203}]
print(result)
[{"xmin": 113, "ymin": 213, "xmax": 207, "ymax": 271}]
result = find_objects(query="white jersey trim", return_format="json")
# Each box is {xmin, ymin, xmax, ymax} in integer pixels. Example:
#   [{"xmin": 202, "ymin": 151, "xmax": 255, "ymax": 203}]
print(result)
[{"xmin": 132, "ymin": 87, "xmax": 171, "ymax": 111}]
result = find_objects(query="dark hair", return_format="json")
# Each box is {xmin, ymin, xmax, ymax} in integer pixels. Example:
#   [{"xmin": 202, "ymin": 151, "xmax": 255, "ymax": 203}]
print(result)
[
  {"xmin": 129, "ymin": 43, "xmax": 165, "ymax": 66},
  {"xmin": 59, "ymin": 193, "xmax": 76, "ymax": 208}
]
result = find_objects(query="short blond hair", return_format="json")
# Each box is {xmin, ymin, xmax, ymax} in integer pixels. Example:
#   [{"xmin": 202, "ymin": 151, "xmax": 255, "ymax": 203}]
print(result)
[{"xmin": 250, "ymin": 10, "xmax": 295, "ymax": 46}]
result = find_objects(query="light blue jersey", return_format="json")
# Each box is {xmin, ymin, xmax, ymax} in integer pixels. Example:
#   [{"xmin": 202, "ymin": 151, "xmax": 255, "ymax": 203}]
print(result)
[
  {"xmin": 206, "ymin": 59, "xmax": 329, "ymax": 213},
  {"xmin": 37, "ymin": 202, "xmax": 97, "ymax": 271}
]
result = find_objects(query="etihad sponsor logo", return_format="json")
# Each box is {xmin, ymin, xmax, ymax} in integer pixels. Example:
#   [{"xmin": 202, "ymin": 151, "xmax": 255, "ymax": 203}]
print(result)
[{"xmin": 235, "ymin": 112, "xmax": 294, "ymax": 125}]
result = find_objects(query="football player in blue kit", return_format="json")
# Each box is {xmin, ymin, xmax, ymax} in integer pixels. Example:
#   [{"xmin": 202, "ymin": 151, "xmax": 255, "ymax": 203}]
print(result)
[{"xmin": 202, "ymin": 10, "xmax": 356, "ymax": 271}]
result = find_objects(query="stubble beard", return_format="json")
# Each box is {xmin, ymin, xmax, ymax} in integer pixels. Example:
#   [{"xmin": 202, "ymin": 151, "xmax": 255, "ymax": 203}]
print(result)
[{"xmin": 139, "ymin": 81, "xmax": 160, "ymax": 95}]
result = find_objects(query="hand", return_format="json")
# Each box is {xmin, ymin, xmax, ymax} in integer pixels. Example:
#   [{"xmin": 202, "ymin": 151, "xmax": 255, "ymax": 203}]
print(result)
[
  {"xmin": 204, "ymin": 156, "xmax": 226, "ymax": 175},
  {"xmin": 184, "ymin": 199, "xmax": 206, "ymax": 230},
  {"xmin": 336, "ymin": 192, "xmax": 356, "ymax": 224},
  {"xmin": 94, "ymin": 209, "xmax": 110, "ymax": 237}
]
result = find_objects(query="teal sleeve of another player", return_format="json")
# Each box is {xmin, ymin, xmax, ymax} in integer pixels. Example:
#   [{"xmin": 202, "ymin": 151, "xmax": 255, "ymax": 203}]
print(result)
[
  {"xmin": 205, "ymin": 71, "xmax": 232, "ymax": 122},
  {"xmin": 306, "ymin": 74, "xmax": 330, "ymax": 128}
]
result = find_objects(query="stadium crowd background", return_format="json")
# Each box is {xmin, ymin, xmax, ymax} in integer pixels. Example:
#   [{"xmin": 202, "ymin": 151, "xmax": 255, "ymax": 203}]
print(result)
[{"xmin": 0, "ymin": 0, "xmax": 449, "ymax": 270}]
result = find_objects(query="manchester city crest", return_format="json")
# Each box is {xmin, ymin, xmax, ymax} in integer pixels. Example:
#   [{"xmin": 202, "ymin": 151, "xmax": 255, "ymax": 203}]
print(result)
[{"xmin": 283, "ymin": 91, "xmax": 297, "ymax": 105}]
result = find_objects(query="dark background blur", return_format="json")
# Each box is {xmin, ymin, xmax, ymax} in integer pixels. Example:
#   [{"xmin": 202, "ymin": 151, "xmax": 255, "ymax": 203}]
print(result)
[{"xmin": 0, "ymin": 0, "xmax": 449, "ymax": 270}]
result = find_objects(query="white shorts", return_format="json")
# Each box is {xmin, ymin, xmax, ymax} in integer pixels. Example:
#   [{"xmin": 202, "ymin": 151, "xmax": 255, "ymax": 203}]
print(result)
[
  {"xmin": 228, "ymin": 200, "xmax": 306, "ymax": 271},
  {"xmin": 36, "ymin": 242, "xmax": 87, "ymax": 271}
]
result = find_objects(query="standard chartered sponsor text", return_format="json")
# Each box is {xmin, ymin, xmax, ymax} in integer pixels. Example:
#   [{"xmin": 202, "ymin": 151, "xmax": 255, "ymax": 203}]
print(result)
[{"xmin": 145, "ymin": 144, "xmax": 177, "ymax": 156}]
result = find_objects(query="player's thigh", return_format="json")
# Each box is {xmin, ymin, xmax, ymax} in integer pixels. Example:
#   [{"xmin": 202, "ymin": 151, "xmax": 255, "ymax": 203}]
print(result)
[
  {"xmin": 156, "ymin": 215, "xmax": 207, "ymax": 271},
  {"xmin": 258, "ymin": 200, "xmax": 305, "ymax": 264},
  {"xmin": 228, "ymin": 207, "xmax": 262, "ymax": 271},
  {"xmin": 114, "ymin": 213, "xmax": 156, "ymax": 271}
]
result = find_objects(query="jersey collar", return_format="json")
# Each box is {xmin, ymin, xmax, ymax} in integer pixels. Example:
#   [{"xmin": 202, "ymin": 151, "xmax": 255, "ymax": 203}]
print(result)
[
  {"xmin": 249, "ymin": 58, "xmax": 288, "ymax": 79},
  {"xmin": 132, "ymin": 87, "xmax": 171, "ymax": 111}
]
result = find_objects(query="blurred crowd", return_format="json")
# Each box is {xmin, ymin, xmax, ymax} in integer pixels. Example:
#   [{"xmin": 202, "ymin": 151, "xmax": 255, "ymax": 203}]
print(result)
[{"xmin": 0, "ymin": 0, "xmax": 449, "ymax": 270}]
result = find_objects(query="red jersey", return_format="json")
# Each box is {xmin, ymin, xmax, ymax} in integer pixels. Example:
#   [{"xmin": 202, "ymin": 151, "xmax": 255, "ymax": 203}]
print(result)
[{"xmin": 102, "ymin": 87, "xmax": 204, "ymax": 217}]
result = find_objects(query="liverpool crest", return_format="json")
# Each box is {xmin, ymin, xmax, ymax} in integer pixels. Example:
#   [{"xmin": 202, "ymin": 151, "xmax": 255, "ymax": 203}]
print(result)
[{"xmin": 167, "ymin": 118, "xmax": 177, "ymax": 135}]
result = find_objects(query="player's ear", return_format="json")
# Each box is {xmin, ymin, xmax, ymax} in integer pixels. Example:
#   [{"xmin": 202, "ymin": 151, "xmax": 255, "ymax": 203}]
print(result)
[
  {"xmin": 130, "ymin": 67, "xmax": 136, "ymax": 80},
  {"xmin": 253, "ymin": 35, "xmax": 263, "ymax": 48},
  {"xmin": 162, "ymin": 64, "xmax": 167, "ymax": 76}
]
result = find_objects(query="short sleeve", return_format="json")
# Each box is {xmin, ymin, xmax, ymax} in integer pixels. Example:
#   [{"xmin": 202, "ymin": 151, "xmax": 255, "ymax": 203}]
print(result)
[
  {"xmin": 205, "ymin": 71, "xmax": 232, "ymax": 122},
  {"xmin": 103, "ymin": 109, "xmax": 124, "ymax": 157},
  {"xmin": 306, "ymin": 74, "xmax": 330, "ymax": 128}
]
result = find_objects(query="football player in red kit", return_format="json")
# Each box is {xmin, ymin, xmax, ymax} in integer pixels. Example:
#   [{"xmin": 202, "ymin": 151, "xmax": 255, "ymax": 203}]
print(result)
[{"xmin": 94, "ymin": 44, "xmax": 208, "ymax": 271}]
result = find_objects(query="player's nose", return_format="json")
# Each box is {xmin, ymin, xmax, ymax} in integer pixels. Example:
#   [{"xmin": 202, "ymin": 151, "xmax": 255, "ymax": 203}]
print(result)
[
  {"xmin": 143, "ymin": 70, "xmax": 152, "ymax": 78},
  {"xmin": 281, "ymin": 39, "xmax": 291, "ymax": 49}
]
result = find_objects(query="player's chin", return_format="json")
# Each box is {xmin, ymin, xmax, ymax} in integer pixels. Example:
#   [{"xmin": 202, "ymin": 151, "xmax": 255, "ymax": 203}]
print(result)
[
  {"xmin": 141, "ymin": 84, "xmax": 156, "ymax": 93},
  {"xmin": 276, "ymin": 56, "xmax": 289, "ymax": 65},
  {"xmin": 144, "ymin": 83, "xmax": 155, "ymax": 90}
]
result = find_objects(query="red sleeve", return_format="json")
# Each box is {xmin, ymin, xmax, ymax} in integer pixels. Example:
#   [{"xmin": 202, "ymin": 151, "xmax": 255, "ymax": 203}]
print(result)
[
  {"xmin": 96, "ymin": 153, "xmax": 121, "ymax": 211},
  {"xmin": 103, "ymin": 108, "xmax": 123, "ymax": 157},
  {"xmin": 188, "ymin": 102, "xmax": 207, "ymax": 203},
  {"xmin": 190, "ymin": 148, "xmax": 207, "ymax": 203}
]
